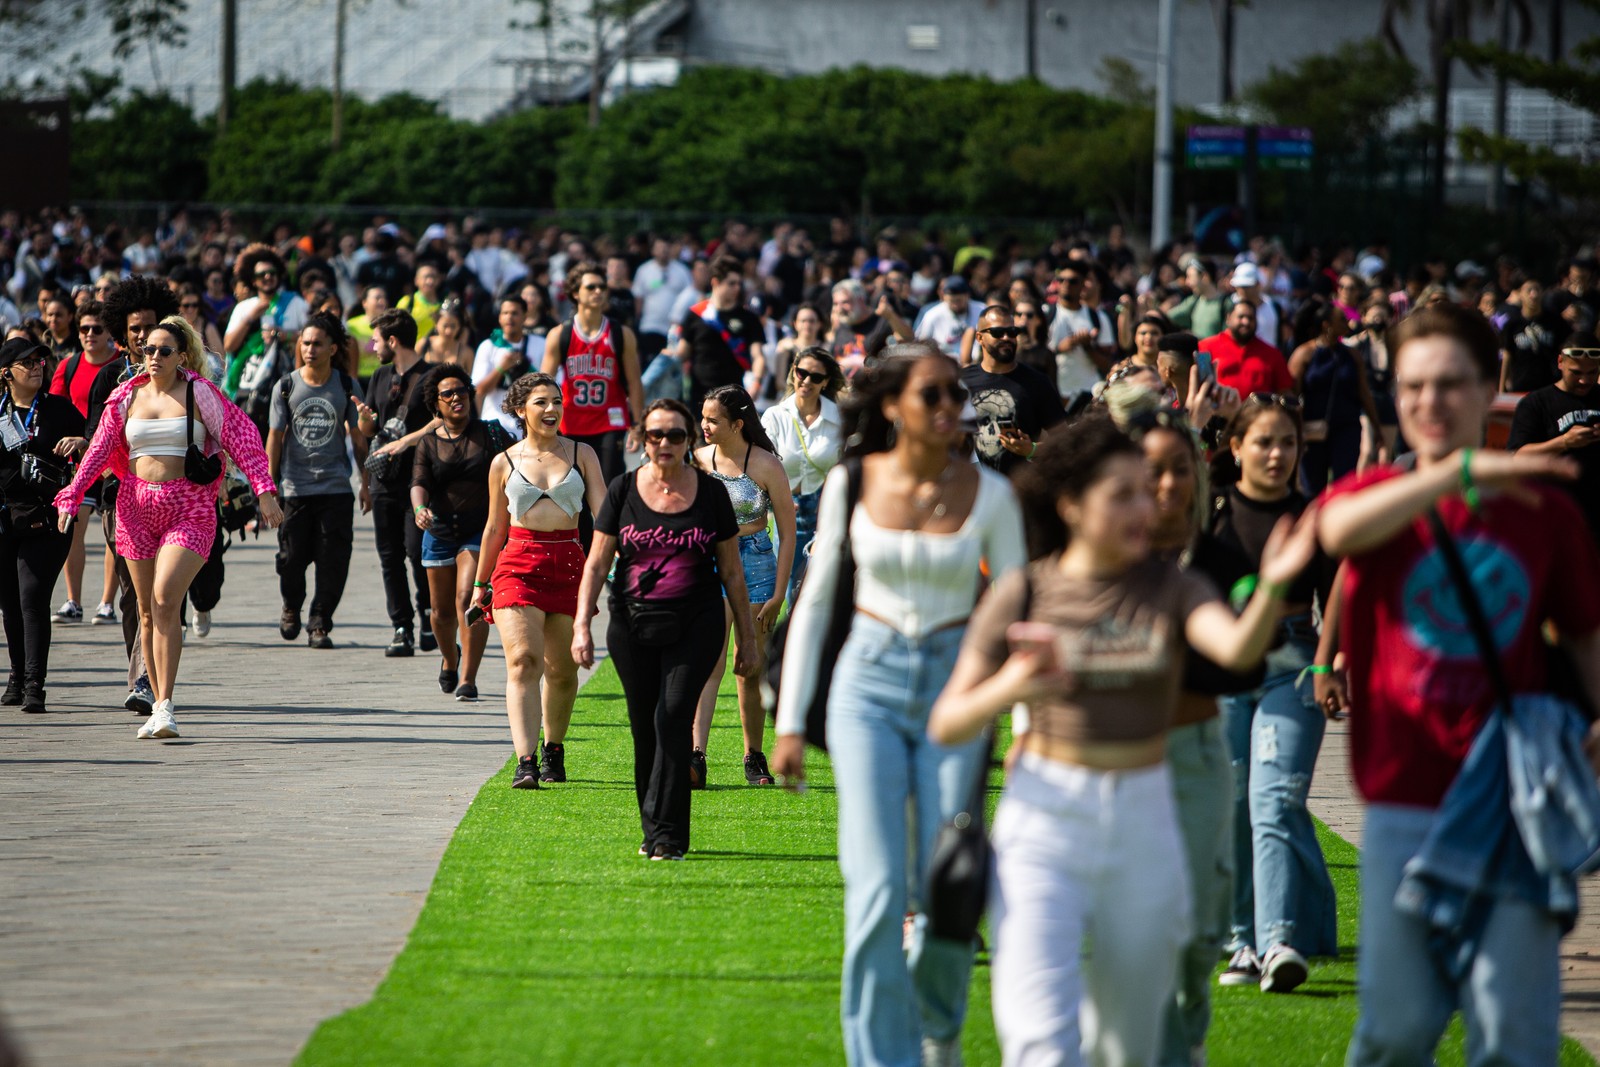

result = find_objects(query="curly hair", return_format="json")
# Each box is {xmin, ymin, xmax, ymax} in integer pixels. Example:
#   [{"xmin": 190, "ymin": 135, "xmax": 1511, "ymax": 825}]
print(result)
[
  {"xmin": 422, "ymin": 362, "xmax": 477, "ymax": 419},
  {"xmin": 303, "ymin": 310, "xmax": 350, "ymax": 351},
  {"xmin": 100, "ymin": 275, "xmax": 179, "ymax": 348},
  {"xmin": 506, "ymin": 371, "xmax": 560, "ymax": 434},
  {"xmin": 564, "ymin": 259, "xmax": 605, "ymax": 305},
  {"xmin": 233, "ymin": 242, "xmax": 287, "ymax": 293},
  {"xmin": 1013, "ymin": 414, "xmax": 1143, "ymax": 560}
]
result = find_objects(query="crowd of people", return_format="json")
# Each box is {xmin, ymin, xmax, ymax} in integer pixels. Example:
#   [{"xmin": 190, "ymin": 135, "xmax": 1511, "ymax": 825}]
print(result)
[{"xmin": 4, "ymin": 203, "xmax": 1600, "ymax": 1067}]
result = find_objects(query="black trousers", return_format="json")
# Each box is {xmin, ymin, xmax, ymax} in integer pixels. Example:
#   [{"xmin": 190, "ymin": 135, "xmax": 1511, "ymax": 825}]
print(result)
[
  {"xmin": 607, "ymin": 601, "xmax": 724, "ymax": 853},
  {"xmin": 276, "ymin": 493, "xmax": 355, "ymax": 633},
  {"xmin": 571, "ymin": 429, "xmax": 628, "ymax": 487},
  {"xmin": 0, "ymin": 521, "xmax": 73, "ymax": 686},
  {"xmin": 370, "ymin": 490, "xmax": 430, "ymax": 632},
  {"xmin": 187, "ymin": 515, "xmax": 226, "ymax": 613}
]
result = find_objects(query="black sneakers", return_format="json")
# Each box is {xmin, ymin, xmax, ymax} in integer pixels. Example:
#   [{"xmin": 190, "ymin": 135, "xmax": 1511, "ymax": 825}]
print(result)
[
  {"xmin": 419, "ymin": 626, "xmax": 438, "ymax": 653},
  {"xmin": 511, "ymin": 755, "xmax": 540, "ymax": 789},
  {"xmin": 385, "ymin": 628, "xmax": 415, "ymax": 658},
  {"xmin": 21, "ymin": 684, "xmax": 44, "ymax": 714},
  {"xmin": 539, "ymin": 742, "xmax": 566, "ymax": 783},
  {"xmin": 744, "ymin": 750, "xmax": 775, "ymax": 786},
  {"xmin": 1, "ymin": 674, "xmax": 21, "ymax": 706},
  {"xmin": 438, "ymin": 668, "xmax": 458, "ymax": 694},
  {"xmin": 279, "ymin": 608, "xmax": 302, "ymax": 641},
  {"xmin": 689, "ymin": 748, "xmax": 708, "ymax": 790},
  {"xmin": 454, "ymin": 681, "xmax": 478, "ymax": 702},
  {"xmin": 650, "ymin": 844, "xmax": 685, "ymax": 861},
  {"xmin": 308, "ymin": 628, "xmax": 334, "ymax": 650}
]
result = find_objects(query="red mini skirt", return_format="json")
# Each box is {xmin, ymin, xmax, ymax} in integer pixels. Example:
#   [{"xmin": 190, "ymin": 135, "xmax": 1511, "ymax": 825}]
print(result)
[{"xmin": 491, "ymin": 527, "xmax": 585, "ymax": 618}]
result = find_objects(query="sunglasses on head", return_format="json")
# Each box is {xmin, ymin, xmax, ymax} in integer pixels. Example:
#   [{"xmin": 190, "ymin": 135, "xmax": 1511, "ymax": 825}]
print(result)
[
  {"xmin": 645, "ymin": 427, "xmax": 690, "ymax": 445},
  {"xmin": 793, "ymin": 367, "xmax": 828, "ymax": 385},
  {"xmin": 141, "ymin": 344, "xmax": 178, "ymax": 360},
  {"xmin": 1563, "ymin": 348, "xmax": 1600, "ymax": 360},
  {"xmin": 981, "ymin": 326, "xmax": 1024, "ymax": 339},
  {"xmin": 918, "ymin": 382, "xmax": 969, "ymax": 408},
  {"xmin": 436, "ymin": 386, "xmax": 470, "ymax": 400},
  {"xmin": 78, "ymin": 324, "xmax": 104, "ymax": 335}
]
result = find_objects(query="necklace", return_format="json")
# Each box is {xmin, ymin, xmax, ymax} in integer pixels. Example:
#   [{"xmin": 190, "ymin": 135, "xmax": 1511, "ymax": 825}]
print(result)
[{"xmin": 908, "ymin": 462, "xmax": 954, "ymax": 519}]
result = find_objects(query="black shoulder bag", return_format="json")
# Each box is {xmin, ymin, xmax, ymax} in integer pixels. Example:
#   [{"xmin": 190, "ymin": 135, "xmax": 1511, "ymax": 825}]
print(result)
[
  {"xmin": 183, "ymin": 379, "xmax": 224, "ymax": 485},
  {"xmin": 924, "ymin": 569, "xmax": 1033, "ymax": 945},
  {"xmin": 762, "ymin": 456, "xmax": 864, "ymax": 752}
]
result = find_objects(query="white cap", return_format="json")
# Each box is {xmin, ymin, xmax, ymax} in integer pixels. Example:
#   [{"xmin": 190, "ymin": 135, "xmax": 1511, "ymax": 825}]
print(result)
[
  {"xmin": 1357, "ymin": 253, "xmax": 1386, "ymax": 281},
  {"xmin": 1229, "ymin": 263, "xmax": 1261, "ymax": 288}
]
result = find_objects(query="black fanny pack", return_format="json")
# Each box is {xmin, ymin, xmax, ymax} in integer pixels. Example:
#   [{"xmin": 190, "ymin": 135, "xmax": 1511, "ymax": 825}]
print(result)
[
  {"xmin": 619, "ymin": 596, "xmax": 680, "ymax": 647},
  {"xmin": 184, "ymin": 380, "xmax": 224, "ymax": 485}
]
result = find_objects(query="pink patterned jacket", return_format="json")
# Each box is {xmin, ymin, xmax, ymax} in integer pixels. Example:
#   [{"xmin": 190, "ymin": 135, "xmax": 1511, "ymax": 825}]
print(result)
[{"xmin": 53, "ymin": 367, "xmax": 276, "ymax": 514}]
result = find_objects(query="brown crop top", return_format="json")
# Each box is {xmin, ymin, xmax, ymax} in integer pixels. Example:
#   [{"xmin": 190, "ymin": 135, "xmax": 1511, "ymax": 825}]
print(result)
[{"xmin": 966, "ymin": 554, "xmax": 1220, "ymax": 744}]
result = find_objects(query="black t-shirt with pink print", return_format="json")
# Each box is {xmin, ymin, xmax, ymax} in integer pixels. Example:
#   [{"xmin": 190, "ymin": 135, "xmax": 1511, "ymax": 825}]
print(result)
[{"xmin": 596, "ymin": 467, "xmax": 738, "ymax": 607}]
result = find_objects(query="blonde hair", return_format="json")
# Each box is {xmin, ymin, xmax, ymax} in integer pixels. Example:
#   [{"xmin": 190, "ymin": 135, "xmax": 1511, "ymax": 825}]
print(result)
[{"xmin": 153, "ymin": 315, "xmax": 209, "ymax": 377}]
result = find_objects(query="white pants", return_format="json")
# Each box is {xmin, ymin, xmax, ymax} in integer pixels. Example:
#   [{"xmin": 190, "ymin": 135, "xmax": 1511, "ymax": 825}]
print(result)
[{"xmin": 991, "ymin": 753, "xmax": 1192, "ymax": 1067}]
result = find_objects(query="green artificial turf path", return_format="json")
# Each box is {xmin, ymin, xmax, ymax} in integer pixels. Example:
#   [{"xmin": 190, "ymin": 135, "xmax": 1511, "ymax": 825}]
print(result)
[{"xmin": 295, "ymin": 658, "xmax": 1597, "ymax": 1066}]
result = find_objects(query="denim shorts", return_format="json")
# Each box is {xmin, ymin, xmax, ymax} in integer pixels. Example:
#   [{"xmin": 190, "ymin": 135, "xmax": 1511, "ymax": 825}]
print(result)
[
  {"xmin": 728, "ymin": 529, "xmax": 777, "ymax": 603},
  {"xmin": 421, "ymin": 523, "xmax": 482, "ymax": 567}
]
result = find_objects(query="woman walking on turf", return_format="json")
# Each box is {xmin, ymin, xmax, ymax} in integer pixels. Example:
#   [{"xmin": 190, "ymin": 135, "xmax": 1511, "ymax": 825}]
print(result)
[
  {"xmin": 572, "ymin": 398, "xmax": 759, "ymax": 861},
  {"xmin": 0, "ymin": 338, "xmax": 85, "ymax": 712},
  {"xmin": 772, "ymin": 341, "xmax": 1027, "ymax": 1067},
  {"xmin": 760, "ymin": 347, "xmax": 844, "ymax": 607},
  {"xmin": 55, "ymin": 316, "xmax": 281, "ymax": 738},
  {"xmin": 473, "ymin": 373, "xmax": 606, "ymax": 788},
  {"xmin": 928, "ymin": 416, "xmax": 1318, "ymax": 1067},
  {"xmin": 691, "ymin": 384, "xmax": 795, "ymax": 788},
  {"xmin": 1206, "ymin": 394, "xmax": 1339, "ymax": 992},
  {"xmin": 412, "ymin": 364, "xmax": 504, "ymax": 701}
]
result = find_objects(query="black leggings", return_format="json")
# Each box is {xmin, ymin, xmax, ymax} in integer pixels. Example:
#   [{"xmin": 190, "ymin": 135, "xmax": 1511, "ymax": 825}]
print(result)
[
  {"xmin": 0, "ymin": 522, "xmax": 73, "ymax": 686},
  {"xmin": 607, "ymin": 600, "xmax": 724, "ymax": 853}
]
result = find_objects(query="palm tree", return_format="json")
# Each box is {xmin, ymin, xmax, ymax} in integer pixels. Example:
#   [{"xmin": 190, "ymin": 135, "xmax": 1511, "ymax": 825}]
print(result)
[{"xmin": 1379, "ymin": 0, "xmax": 1533, "ymax": 205}]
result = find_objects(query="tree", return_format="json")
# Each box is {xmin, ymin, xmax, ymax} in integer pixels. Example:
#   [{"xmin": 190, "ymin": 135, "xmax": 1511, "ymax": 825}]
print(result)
[
  {"xmin": 105, "ymin": 0, "xmax": 189, "ymax": 87},
  {"xmin": 1244, "ymin": 38, "xmax": 1423, "ymax": 155},
  {"xmin": 1455, "ymin": 0, "xmax": 1600, "ymax": 203}
]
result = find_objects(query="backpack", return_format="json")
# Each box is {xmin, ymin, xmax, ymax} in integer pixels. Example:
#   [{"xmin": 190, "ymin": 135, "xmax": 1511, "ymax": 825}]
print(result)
[{"xmin": 762, "ymin": 456, "xmax": 864, "ymax": 752}]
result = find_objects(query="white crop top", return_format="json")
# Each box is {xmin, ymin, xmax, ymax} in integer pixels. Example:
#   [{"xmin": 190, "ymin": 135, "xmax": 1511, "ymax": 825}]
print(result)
[
  {"xmin": 126, "ymin": 416, "xmax": 203, "ymax": 460},
  {"xmin": 775, "ymin": 462, "xmax": 1026, "ymax": 736}
]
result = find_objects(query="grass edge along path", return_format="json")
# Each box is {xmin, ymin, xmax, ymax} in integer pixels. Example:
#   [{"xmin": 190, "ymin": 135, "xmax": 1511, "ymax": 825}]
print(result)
[{"xmin": 294, "ymin": 658, "xmax": 1597, "ymax": 1066}]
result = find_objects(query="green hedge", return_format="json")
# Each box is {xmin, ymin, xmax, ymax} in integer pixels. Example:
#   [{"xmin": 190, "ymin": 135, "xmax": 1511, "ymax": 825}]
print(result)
[{"xmin": 66, "ymin": 66, "xmax": 1153, "ymax": 220}]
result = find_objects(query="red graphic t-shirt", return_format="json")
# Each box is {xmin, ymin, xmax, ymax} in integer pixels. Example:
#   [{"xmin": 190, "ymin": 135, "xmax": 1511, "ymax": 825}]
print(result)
[
  {"xmin": 559, "ymin": 318, "xmax": 629, "ymax": 437},
  {"xmin": 1325, "ymin": 465, "xmax": 1600, "ymax": 808}
]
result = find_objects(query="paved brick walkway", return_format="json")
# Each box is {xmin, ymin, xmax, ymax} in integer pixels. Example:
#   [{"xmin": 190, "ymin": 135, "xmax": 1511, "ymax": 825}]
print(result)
[
  {"xmin": 1311, "ymin": 721, "xmax": 1600, "ymax": 1056},
  {"xmin": 0, "ymin": 518, "xmax": 594, "ymax": 1067}
]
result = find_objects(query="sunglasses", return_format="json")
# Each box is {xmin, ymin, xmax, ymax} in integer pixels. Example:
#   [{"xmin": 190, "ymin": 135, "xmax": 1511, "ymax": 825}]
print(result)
[
  {"xmin": 1247, "ymin": 391, "xmax": 1303, "ymax": 411},
  {"xmin": 580, "ymin": 282, "xmax": 605, "ymax": 292},
  {"xmin": 1562, "ymin": 349, "xmax": 1600, "ymax": 360},
  {"xmin": 645, "ymin": 427, "xmax": 690, "ymax": 445},
  {"xmin": 793, "ymin": 367, "xmax": 828, "ymax": 385},
  {"xmin": 141, "ymin": 345, "xmax": 178, "ymax": 359},
  {"xmin": 918, "ymin": 382, "xmax": 969, "ymax": 408},
  {"xmin": 180, "ymin": 301, "xmax": 201, "ymax": 310},
  {"xmin": 78, "ymin": 324, "xmax": 104, "ymax": 335},
  {"xmin": 254, "ymin": 269, "xmax": 279, "ymax": 280},
  {"xmin": 981, "ymin": 326, "xmax": 1024, "ymax": 339},
  {"xmin": 1058, "ymin": 275, "xmax": 1084, "ymax": 285},
  {"xmin": 436, "ymin": 387, "xmax": 470, "ymax": 400},
  {"xmin": 7, "ymin": 354, "xmax": 44, "ymax": 370}
]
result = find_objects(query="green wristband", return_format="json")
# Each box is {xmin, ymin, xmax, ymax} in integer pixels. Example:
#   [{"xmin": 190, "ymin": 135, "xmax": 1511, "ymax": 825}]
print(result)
[
  {"xmin": 1304, "ymin": 664, "xmax": 1332, "ymax": 675},
  {"xmin": 473, "ymin": 581, "xmax": 488, "ymax": 589},
  {"xmin": 1460, "ymin": 448, "xmax": 1482, "ymax": 513}
]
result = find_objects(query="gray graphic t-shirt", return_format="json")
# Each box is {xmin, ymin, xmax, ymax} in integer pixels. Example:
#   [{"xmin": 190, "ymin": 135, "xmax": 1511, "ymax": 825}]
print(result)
[{"xmin": 269, "ymin": 371, "xmax": 360, "ymax": 497}]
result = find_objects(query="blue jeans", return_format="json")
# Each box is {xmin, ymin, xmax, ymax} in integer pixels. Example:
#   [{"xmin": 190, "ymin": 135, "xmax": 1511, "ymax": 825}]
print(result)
[
  {"xmin": 726, "ymin": 529, "xmax": 777, "ymax": 604},
  {"xmin": 1220, "ymin": 634, "xmax": 1338, "ymax": 956},
  {"xmin": 785, "ymin": 487, "xmax": 822, "ymax": 608},
  {"xmin": 1347, "ymin": 804, "xmax": 1561, "ymax": 1067},
  {"xmin": 828, "ymin": 614, "xmax": 988, "ymax": 1067}
]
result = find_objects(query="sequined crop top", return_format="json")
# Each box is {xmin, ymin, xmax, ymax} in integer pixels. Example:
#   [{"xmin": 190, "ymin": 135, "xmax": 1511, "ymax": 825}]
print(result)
[{"xmin": 708, "ymin": 445, "xmax": 770, "ymax": 527}]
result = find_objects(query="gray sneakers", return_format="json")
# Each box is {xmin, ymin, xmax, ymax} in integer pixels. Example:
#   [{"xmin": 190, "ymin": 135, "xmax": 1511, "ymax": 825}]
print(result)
[
  {"xmin": 1218, "ymin": 945, "xmax": 1261, "ymax": 987},
  {"xmin": 1259, "ymin": 943, "xmax": 1308, "ymax": 993}
]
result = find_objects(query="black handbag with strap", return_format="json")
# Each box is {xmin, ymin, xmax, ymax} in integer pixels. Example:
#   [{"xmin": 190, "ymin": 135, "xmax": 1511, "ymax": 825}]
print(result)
[{"xmin": 183, "ymin": 379, "xmax": 224, "ymax": 485}]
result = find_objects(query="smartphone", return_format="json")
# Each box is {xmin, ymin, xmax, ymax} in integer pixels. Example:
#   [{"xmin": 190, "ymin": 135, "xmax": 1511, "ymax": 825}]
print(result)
[
  {"xmin": 465, "ymin": 602, "xmax": 488, "ymax": 627},
  {"xmin": 1195, "ymin": 350, "xmax": 1216, "ymax": 386}
]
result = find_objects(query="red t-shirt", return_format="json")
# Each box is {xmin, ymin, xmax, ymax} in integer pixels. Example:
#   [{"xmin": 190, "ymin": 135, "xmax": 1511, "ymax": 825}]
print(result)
[
  {"xmin": 1198, "ymin": 333, "xmax": 1292, "ymax": 396},
  {"xmin": 1326, "ymin": 465, "xmax": 1600, "ymax": 808},
  {"xmin": 51, "ymin": 351, "xmax": 112, "ymax": 416}
]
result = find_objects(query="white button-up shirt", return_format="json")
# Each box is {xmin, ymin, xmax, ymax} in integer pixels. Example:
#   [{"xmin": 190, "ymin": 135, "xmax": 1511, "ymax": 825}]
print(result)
[{"xmin": 760, "ymin": 394, "xmax": 842, "ymax": 496}]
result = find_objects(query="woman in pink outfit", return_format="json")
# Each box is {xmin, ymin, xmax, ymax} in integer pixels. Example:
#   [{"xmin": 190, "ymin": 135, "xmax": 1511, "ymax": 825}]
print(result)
[{"xmin": 55, "ymin": 316, "xmax": 281, "ymax": 738}]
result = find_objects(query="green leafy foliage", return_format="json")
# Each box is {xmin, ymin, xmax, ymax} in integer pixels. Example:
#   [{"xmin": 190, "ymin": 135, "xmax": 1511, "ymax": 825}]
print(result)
[{"xmin": 1244, "ymin": 38, "xmax": 1423, "ymax": 154}]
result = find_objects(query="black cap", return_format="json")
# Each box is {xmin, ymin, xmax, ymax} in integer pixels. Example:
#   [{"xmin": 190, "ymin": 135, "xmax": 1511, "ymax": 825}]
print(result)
[{"xmin": 0, "ymin": 337, "xmax": 48, "ymax": 368}]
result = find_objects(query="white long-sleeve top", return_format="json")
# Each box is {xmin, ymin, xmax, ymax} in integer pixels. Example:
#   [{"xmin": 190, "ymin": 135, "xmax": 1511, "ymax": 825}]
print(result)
[
  {"xmin": 774, "ymin": 462, "xmax": 1027, "ymax": 736},
  {"xmin": 760, "ymin": 395, "xmax": 842, "ymax": 496}
]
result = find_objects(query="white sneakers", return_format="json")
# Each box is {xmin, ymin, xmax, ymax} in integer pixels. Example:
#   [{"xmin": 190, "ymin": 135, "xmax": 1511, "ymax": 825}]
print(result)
[
  {"xmin": 922, "ymin": 1036, "xmax": 963, "ymax": 1067},
  {"xmin": 194, "ymin": 611, "xmax": 211, "ymax": 637},
  {"xmin": 137, "ymin": 700, "xmax": 179, "ymax": 739},
  {"xmin": 91, "ymin": 602, "xmax": 116, "ymax": 625}
]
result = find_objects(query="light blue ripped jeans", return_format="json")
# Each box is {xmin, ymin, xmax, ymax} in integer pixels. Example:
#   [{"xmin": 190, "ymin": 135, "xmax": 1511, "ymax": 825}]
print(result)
[{"xmin": 1219, "ymin": 631, "xmax": 1338, "ymax": 958}]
